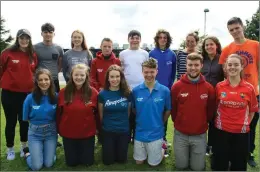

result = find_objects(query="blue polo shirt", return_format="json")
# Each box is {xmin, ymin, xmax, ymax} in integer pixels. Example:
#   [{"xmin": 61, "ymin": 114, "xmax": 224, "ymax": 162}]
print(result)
[
  {"xmin": 98, "ymin": 90, "xmax": 130, "ymax": 133},
  {"xmin": 132, "ymin": 81, "xmax": 171, "ymax": 142},
  {"xmin": 23, "ymin": 93, "xmax": 57, "ymax": 125}
]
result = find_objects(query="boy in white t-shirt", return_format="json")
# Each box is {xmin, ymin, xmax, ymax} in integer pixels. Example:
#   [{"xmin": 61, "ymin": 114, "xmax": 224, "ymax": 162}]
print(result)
[{"xmin": 119, "ymin": 30, "xmax": 149, "ymax": 142}]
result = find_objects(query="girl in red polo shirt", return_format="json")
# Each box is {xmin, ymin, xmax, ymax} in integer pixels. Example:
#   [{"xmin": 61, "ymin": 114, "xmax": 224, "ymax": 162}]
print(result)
[
  {"xmin": 214, "ymin": 54, "xmax": 258, "ymax": 171},
  {"xmin": 57, "ymin": 64, "xmax": 98, "ymax": 167},
  {"xmin": 0, "ymin": 29, "xmax": 37, "ymax": 161}
]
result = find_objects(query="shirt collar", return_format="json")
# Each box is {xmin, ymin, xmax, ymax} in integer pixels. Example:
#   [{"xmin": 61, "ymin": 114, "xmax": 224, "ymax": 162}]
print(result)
[{"xmin": 140, "ymin": 81, "xmax": 160, "ymax": 91}]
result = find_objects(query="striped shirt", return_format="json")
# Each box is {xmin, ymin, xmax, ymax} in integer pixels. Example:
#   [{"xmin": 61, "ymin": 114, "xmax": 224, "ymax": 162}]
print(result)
[{"xmin": 176, "ymin": 50, "xmax": 188, "ymax": 80}]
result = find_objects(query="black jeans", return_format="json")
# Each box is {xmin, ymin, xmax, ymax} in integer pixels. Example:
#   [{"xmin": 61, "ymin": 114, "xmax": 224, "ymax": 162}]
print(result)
[
  {"xmin": 1, "ymin": 89, "xmax": 29, "ymax": 147},
  {"xmin": 249, "ymin": 95, "xmax": 259, "ymax": 154},
  {"xmin": 62, "ymin": 136, "xmax": 95, "ymax": 167},
  {"xmin": 53, "ymin": 79, "xmax": 60, "ymax": 92},
  {"xmin": 102, "ymin": 130, "xmax": 129, "ymax": 165},
  {"xmin": 214, "ymin": 128, "xmax": 248, "ymax": 171},
  {"xmin": 164, "ymin": 119, "xmax": 168, "ymax": 141}
]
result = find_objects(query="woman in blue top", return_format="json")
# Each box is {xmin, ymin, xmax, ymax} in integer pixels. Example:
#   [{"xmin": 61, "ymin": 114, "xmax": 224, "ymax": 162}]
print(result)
[
  {"xmin": 98, "ymin": 64, "xmax": 131, "ymax": 165},
  {"xmin": 22, "ymin": 68, "xmax": 58, "ymax": 171}
]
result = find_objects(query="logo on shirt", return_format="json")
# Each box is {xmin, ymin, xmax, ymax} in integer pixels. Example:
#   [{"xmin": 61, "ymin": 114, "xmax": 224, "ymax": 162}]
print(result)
[
  {"xmin": 240, "ymin": 93, "xmax": 245, "ymax": 99},
  {"xmin": 104, "ymin": 98, "xmax": 127, "ymax": 107},
  {"xmin": 52, "ymin": 105, "xmax": 57, "ymax": 109},
  {"xmin": 200, "ymin": 94, "xmax": 208, "ymax": 99},
  {"xmin": 180, "ymin": 93, "xmax": 189, "ymax": 97},
  {"xmin": 32, "ymin": 106, "xmax": 40, "ymax": 110},
  {"xmin": 166, "ymin": 61, "xmax": 172, "ymax": 65},
  {"xmin": 12, "ymin": 60, "xmax": 20, "ymax": 63},
  {"xmin": 137, "ymin": 97, "xmax": 143, "ymax": 102},
  {"xmin": 97, "ymin": 69, "xmax": 103, "ymax": 72},
  {"xmin": 221, "ymin": 92, "xmax": 226, "ymax": 98},
  {"xmin": 154, "ymin": 97, "xmax": 163, "ymax": 103}
]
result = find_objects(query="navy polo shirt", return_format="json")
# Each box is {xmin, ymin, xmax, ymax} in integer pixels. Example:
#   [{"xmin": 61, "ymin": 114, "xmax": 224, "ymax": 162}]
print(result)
[{"xmin": 132, "ymin": 81, "xmax": 171, "ymax": 142}]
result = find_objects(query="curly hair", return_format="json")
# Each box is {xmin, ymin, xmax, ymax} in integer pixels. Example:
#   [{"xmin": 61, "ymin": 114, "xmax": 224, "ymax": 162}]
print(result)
[
  {"xmin": 104, "ymin": 65, "xmax": 131, "ymax": 98},
  {"xmin": 154, "ymin": 29, "xmax": 172, "ymax": 49}
]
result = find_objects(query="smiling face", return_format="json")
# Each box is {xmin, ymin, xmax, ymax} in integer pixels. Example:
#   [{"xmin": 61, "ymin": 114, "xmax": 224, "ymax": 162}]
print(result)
[
  {"xmin": 72, "ymin": 68, "xmax": 87, "ymax": 88},
  {"xmin": 37, "ymin": 73, "xmax": 51, "ymax": 92},
  {"xmin": 128, "ymin": 35, "xmax": 141, "ymax": 50},
  {"xmin": 205, "ymin": 39, "xmax": 217, "ymax": 56},
  {"xmin": 41, "ymin": 30, "xmax": 54, "ymax": 42},
  {"xmin": 72, "ymin": 32, "xmax": 83, "ymax": 48},
  {"xmin": 226, "ymin": 56, "xmax": 243, "ymax": 78},
  {"xmin": 142, "ymin": 67, "xmax": 158, "ymax": 84},
  {"xmin": 108, "ymin": 70, "xmax": 120, "ymax": 88},
  {"xmin": 18, "ymin": 35, "xmax": 30, "ymax": 49},
  {"xmin": 186, "ymin": 59, "xmax": 203, "ymax": 79},
  {"xmin": 186, "ymin": 35, "xmax": 197, "ymax": 51},
  {"xmin": 158, "ymin": 33, "xmax": 167, "ymax": 48}
]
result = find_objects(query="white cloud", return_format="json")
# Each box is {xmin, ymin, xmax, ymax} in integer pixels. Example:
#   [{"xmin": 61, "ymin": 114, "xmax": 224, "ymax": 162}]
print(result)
[{"xmin": 1, "ymin": 1, "xmax": 258, "ymax": 49}]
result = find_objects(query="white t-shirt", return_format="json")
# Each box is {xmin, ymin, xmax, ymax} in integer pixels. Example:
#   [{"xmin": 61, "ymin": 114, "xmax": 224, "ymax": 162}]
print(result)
[{"xmin": 119, "ymin": 49, "xmax": 149, "ymax": 89}]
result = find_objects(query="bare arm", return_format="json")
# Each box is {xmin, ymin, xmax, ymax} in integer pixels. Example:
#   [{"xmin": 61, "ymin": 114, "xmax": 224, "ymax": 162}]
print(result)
[
  {"xmin": 98, "ymin": 103, "xmax": 103, "ymax": 123},
  {"xmin": 163, "ymin": 110, "xmax": 171, "ymax": 123}
]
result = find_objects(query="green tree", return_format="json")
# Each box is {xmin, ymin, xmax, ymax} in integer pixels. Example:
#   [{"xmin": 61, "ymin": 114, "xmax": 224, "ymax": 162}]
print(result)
[
  {"xmin": 244, "ymin": 7, "xmax": 259, "ymax": 41},
  {"xmin": 0, "ymin": 16, "xmax": 14, "ymax": 52}
]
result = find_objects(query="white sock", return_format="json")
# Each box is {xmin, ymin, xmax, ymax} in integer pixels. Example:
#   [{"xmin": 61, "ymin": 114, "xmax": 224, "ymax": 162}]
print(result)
[
  {"xmin": 21, "ymin": 142, "xmax": 27, "ymax": 149},
  {"xmin": 7, "ymin": 147, "xmax": 14, "ymax": 152}
]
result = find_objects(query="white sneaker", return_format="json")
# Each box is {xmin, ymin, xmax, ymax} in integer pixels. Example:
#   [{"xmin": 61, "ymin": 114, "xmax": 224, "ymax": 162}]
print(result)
[{"xmin": 7, "ymin": 150, "xmax": 15, "ymax": 160}]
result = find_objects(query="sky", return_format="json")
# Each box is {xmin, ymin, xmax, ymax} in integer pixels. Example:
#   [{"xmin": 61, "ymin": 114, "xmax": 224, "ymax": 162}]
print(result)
[{"xmin": 1, "ymin": 1, "xmax": 259, "ymax": 49}]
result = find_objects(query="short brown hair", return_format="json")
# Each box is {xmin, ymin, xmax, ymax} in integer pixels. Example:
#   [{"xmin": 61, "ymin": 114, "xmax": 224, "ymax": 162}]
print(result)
[
  {"xmin": 186, "ymin": 52, "xmax": 203, "ymax": 63},
  {"xmin": 142, "ymin": 58, "xmax": 158, "ymax": 69}
]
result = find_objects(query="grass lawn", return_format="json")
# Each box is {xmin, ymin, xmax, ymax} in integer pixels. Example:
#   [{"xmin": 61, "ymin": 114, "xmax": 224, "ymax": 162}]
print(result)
[{"xmin": 0, "ymin": 95, "xmax": 259, "ymax": 170}]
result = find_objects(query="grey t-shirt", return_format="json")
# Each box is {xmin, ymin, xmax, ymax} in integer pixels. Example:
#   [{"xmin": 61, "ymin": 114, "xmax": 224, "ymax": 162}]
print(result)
[
  {"xmin": 62, "ymin": 49, "xmax": 92, "ymax": 82},
  {"xmin": 34, "ymin": 42, "xmax": 64, "ymax": 80}
]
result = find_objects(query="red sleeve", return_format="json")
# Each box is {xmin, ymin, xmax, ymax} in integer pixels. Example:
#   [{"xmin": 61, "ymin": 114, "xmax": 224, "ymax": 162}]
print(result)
[
  {"xmin": 116, "ymin": 58, "xmax": 121, "ymax": 67},
  {"xmin": 171, "ymin": 83, "xmax": 179, "ymax": 122},
  {"xmin": 0, "ymin": 50, "xmax": 9, "ymax": 81},
  {"xmin": 89, "ymin": 60, "xmax": 101, "ymax": 91},
  {"xmin": 219, "ymin": 46, "xmax": 229, "ymax": 65},
  {"xmin": 207, "ymin": 84, "xmax": 216, "ymax": 122},
  {"xmin": 249, "ymin": 87, "xmax": 258, "ymax": 113}
]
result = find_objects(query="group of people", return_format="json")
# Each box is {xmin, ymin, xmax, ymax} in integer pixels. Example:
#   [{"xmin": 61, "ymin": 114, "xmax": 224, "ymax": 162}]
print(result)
[{"xmin": 0, "ymin": 16, "xmax": 259, "ymax": 171}]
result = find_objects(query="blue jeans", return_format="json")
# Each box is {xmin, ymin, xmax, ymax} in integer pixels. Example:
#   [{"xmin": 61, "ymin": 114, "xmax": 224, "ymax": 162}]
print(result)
[{"xmin": 26, "ymin": 123, "xmax": 57, "ymax": 171}]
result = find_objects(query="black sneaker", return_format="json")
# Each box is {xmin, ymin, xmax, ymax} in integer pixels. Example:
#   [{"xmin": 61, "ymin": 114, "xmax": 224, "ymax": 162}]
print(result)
[
  {"xmin": 248, "ymin": 155, "xmax": 257, "ymax": 167},
  {"xmin": 57, "ymin": 141, "xmax": 62, "ymax": 147},
  {"xmin": 23, "ymin": 147, "xmax": 30, "ymax": 160}
]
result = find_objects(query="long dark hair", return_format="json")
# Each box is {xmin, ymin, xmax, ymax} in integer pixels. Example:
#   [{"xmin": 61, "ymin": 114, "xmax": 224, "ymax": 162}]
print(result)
[
  {"xmin": 8, "ymin": 32, "xmax": 35, "ymax": 63},
  {"xmin": 32, "ymin": 68, "xmax": 57, "ymax": 105},
  {"xmin": 154, "ymin": 29, "xmax": 172, "ymax": 49},
  {"xmin": 104, "ymin": 65, "xmax": 131, "ymax": 98},
  {"xmin": 201, "ymin": 36, "xmax": 222, "ymax": 58},
  {"xmin": 64, "ymin": 64, "xmax": 92, "ymax": 103}
]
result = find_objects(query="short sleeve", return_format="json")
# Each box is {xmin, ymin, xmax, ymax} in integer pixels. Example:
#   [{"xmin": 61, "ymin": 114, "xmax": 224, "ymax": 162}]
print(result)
[{"xmin": 165, "ymin": 88, "xmax": 171, "ymax": 111}]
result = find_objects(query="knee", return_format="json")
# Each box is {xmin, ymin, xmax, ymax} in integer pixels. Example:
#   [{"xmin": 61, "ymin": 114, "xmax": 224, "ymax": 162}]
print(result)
[
  {"xmin": 32, "ymin": 163, "xmax": 43, "ymax": 171},
  {"xmin": 44, "ymin": 160, "xmax": 54, "ymax": 168},
  {"xmin": 136, "ymin": 160, "xmax": 144, "ymax": 164}
]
